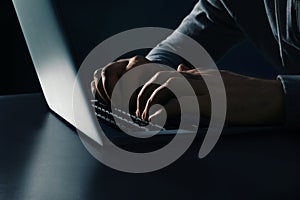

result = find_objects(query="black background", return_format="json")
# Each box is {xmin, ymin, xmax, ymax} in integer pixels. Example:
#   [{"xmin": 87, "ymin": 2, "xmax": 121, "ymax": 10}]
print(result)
[
  {"xmin": 0, "ymin": 0, "xmax": 278, "ymax": 95},
  {"xmin": 0, "ymin": 0, "xmax": 41, "ymax": 95}
]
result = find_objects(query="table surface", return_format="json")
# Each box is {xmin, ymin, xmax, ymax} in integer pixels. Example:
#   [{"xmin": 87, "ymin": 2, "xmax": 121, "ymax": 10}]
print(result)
[{"xmin": 1, "ymin": 93, "xmax": 300, "ymax": 200}]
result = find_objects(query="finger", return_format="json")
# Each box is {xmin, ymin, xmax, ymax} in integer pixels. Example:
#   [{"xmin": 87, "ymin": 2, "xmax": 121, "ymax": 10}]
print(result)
[
  {"xmin": 93, "ymin": 68, "xmax": 102, "ymax": 84},
  {"xmin": 96, "ymin": 76, "xmax": 110, "ymax": 103},
  {"xmin": 141, "ymin": 81, "xmax": 175, "ymax": 120},
  {"xmin": 94, "ymin": 67, "xmax": 111, "ymax": 102},
  {"xmin": 102, "ymin": 60, "xmax": 129, "ymax": 100},
  {"xmin": 121, "ymin": 57, "xmax": 146, "ymax": 110},
  {"xmin": 136, "ymin": 71, "xmax": 177, "ymax": 117},
  {"xmin": 93, "ymin": 69, "xmax": 110, "ymax": 103},
  {"xmin": 136, "ymin": 83, "xmax": 159, "ymax": 117}
]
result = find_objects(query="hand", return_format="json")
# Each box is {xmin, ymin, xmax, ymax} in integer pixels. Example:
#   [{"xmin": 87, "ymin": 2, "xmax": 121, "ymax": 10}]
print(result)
[
  {"xmin": 91, "ymin": 56, "xmax": 152, "ymax": 104},
  {"xmin": 137, "ymin": 65, "xmax": 285, "ymax": 125},
  {"xmin": 135, "ymin": 64, "xmax": 210, "ymax": 120}
]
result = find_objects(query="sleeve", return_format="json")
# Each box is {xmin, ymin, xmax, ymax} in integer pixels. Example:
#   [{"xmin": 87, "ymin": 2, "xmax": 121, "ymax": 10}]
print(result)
[
  {"xmin": 146, "ymin": 0, "xmax": 245, "ymax": 69},
  {"xmin": 277, "ymin": 75, "xmax": 300, "ymax": 129}
]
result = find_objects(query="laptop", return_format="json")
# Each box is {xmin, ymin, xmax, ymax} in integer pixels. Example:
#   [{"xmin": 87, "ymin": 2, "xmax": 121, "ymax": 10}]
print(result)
[{"xmin": 12, "ymin": 0, "xmax": 277, "ymax": 150}]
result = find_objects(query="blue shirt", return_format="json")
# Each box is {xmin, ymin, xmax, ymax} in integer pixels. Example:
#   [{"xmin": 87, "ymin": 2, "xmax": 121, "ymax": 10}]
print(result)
[{"xmin": 147, "ymin": 0, "xmax": 300, "ymax": 128}]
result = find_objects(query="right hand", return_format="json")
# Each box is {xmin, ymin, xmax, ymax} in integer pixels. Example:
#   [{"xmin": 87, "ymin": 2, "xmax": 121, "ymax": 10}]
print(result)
[{"xmin": 91, "ymin": 55, "xmax": 153, "ymax": 105}]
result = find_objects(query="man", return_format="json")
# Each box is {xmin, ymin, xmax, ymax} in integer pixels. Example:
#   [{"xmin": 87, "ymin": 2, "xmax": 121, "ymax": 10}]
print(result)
[{"xmin": 91, "ymin": 0, "xmax": 300, "ymax": 128}]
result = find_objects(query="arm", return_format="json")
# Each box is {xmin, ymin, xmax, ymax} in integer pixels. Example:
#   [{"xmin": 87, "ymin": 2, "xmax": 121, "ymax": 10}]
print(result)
[
  {"xmin": 138, "ymin": 0, "xmax": 286, "ymax": 126},
  {"xmin": 146, "ymin": 0, "xmax": 245, "ymax": 68}
]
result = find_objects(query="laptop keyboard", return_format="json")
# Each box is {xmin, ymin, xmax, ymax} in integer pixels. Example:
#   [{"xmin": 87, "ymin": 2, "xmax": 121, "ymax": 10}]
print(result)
[{"xmin": 91, "ymin": 99, "xmax": 166, "ymax": 132}]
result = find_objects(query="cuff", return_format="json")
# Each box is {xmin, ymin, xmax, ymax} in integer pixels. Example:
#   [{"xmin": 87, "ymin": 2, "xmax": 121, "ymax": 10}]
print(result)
[{"xmin": 277, "ymin": 75, "xmax": 300, "ymax": 129}]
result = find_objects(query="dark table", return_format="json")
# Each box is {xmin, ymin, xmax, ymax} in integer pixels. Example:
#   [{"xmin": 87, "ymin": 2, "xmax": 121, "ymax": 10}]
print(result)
[{"xmin": 1, "ymin": 93, "xmax": 300, "ymax": 200}]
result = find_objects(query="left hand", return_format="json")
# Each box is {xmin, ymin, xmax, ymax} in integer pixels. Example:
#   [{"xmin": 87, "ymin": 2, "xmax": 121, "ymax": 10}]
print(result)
[{"xmin": 136, "ymin": 64, "xmax": 285, "ymax": 125}]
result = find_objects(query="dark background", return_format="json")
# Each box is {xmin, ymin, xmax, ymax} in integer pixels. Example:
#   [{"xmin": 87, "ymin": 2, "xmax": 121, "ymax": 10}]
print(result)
[
  {"xmin": 0, "ymin": 0, "xmax": 278, "ymax": 95},
  {"xmin": 1, "ymin": 0, "xmax": 41, "ymax": 94}
]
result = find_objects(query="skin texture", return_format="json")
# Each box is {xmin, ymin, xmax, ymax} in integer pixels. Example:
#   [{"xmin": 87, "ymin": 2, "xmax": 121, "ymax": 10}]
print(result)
[{"xmin": 91, "ymin": 56, "xmax": 285, "ymax": 126}]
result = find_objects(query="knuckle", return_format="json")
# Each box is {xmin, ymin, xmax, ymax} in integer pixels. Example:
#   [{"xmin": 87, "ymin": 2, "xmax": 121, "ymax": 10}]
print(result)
[
  {"xmin": 100, "ymin": 62, "xmax": 117, "ymax": 76},
  {"xmin": 102, "ymin": 61, "xmax": 119, "ymax": 75},
  {"xmin": 151, "ymin": 71, "xmax": 175, "ymax": 84},
  {"xmin": 166, "ymin": 77, "xmax": 175, "ymax": 84},
  {"xmin": 147, "ymin": 97, "xmax": 153, "ymax": 105},
  {"xmin": 163, "ymin": 79, "xmax": 172, "ymax": 87},
  {"xmin": 154, "ymin": 71, "xmax": 167, "ymax": 78},
  {"xmin": 93, "ymin": 69, "xmax": 102, "ymax": 79},
  {"xmin": 101, "ymin": 66, "xmax": 111, "ymax": 76},
  {"xmin": 91, "ymin": 80, "xmax": 95, "ymax": 87},
  {"xmin": 106, "ymin": 62, "xmax": 115, "ymax": 67},
  {"xmin": 164, "ymin": 77, "xmax": 179, "ymax": 87},
  {"xmin": 90, "ymin": 80, "xmax": 95, "ymax": 90},
  {"xmin": 154, "ymin": 71, "xmax": 162, "ymax": 78},
  {"xmin": 131, "ymin": 55, "xmax": 144, "ymax": 62},
  {"xmin": 129, "ymin": 56, "xmax": 148, "ymax": 68},
  {"xmin": 150, "ymin": 72, "xmax": 161, "ymax": 82}
]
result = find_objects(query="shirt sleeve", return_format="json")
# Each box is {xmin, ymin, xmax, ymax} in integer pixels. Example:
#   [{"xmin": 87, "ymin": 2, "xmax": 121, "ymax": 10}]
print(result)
[
  {"xmin": 277, "ymin": 75, "xmax": 300, "ymax": 128},
  {"xmin": 146, "ymin": 0, "xmax": 245, "ymax": 68}
]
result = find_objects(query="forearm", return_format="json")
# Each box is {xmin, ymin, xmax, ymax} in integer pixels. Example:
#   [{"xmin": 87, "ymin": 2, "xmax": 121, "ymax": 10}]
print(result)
[
  {"xmin": 225, "ymin": 78, "xmax": 285, "ymax": 125},
  {"xmin": 147, "ymin": 0, "xmax": 245, "ymax": 67}
]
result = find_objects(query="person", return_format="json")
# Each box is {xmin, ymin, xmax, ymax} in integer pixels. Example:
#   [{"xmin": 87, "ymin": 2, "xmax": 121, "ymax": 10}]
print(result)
[{"xmin": 91, "ymin": 0, "xmax": 300, "ymax": 128}]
